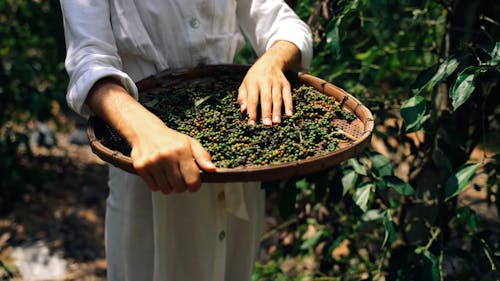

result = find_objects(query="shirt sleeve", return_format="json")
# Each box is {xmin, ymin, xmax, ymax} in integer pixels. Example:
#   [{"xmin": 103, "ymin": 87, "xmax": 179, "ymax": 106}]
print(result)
[
  {"xmin": 236, "ymin": 0, "xmax": 313, "ymax": 70},
  {"xmin": 60, "ymin": 0, "xmax": 138, "ymax": 118}
]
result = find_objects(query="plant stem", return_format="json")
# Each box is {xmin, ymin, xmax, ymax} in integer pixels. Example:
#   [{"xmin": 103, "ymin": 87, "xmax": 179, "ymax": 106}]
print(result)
[
  {"xmin": 423, "ymin": 227, "xmax": 441, "ymax": 251},
  {"xmin": 261, "ymin": 217, "xmax": 298, "ymax": 241}
]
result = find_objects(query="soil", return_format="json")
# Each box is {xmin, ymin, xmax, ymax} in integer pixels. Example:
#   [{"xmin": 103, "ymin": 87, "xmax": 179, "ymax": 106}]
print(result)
[
  {"xmin": 0, "ymin": 130, "xmax": 109, "ymax": 280},
  {"xmin": 0, "ymin": 120, "xmax": 498, "ymax": 280}
]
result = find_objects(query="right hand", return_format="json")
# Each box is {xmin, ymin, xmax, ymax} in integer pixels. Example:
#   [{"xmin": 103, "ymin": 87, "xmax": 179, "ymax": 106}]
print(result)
[
  {"xmin": 86, "ymin": 77, "xmax": 216, "ymax": 195},
  {"xmin": 130, "ymin": 121, "xmax": 216, "ymax": 194}
]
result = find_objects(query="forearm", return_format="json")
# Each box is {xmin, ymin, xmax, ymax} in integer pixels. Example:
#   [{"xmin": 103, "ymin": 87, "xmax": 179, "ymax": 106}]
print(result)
[{"xmin": 86, "ymin": 77, "xmax": 166, "ymax": 147}]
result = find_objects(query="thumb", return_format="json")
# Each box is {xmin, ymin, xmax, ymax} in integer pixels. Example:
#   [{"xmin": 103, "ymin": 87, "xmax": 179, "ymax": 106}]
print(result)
[{"xmin": 190, "ymin": 138, "xmax": 216, "ymax": 172}]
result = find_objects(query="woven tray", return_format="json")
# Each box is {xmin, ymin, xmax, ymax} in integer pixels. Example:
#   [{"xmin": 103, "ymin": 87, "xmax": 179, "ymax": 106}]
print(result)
[{"xmin": 87, "ymin": 64, "xmax": 374, "ymax": 182}]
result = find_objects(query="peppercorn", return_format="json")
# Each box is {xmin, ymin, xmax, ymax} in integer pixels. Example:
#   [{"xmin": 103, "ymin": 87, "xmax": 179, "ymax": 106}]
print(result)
[{"xmin": 138, "ymin": 74, "xmax": 357, "ymax": 168}]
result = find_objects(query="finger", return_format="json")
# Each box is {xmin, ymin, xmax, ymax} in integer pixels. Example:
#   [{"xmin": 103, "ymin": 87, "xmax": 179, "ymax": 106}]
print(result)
[
  {"xmin": 237, "ymin": 85, "xmax": 247, "ymax": 114},
  {"xmin": 191, "ymin": 138, "xmax": 216, "ymax": 172},
  {"xmin": 164, "ymin": 161, "xmax": 187, "ymax": 193},
  {"xmin": 179, "ymin": 158, "xmax": 202, "ymax": 193},
  {"xmin": 245, "ymin": 82, "xmax": 260, "ymax": 125},
  {"xmin": 260, "ymin": 84, "xmax": 272, "ymax": 126},
  {"xmin": 150, "ymin": 164, "xmax": 174, "ymax": 195},
  {"xmin": 271, "ymin": 85, "xmax": 283, "ymax": 124},
  {"xmin": 282, "ymin": 81, "xmax": 293, "ymax": 117},
  {"xmin": 137, "ymin": 168, "xmax": 162, "ymax": 192},
  {"xmin": 133, "ymin": 159, "xmax": 162, "ymax": 192}
]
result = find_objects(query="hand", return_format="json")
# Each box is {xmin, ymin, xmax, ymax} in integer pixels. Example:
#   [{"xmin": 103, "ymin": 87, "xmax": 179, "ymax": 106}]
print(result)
[
  {"xmin": 86, "ymin": 78, "xmax": 216, "ymax": 195},
  {"xmin": 238, "ymin": 40, "xmax": 301, "ymax": 125},
  {"xmin": 130, "ymin": 122, "xmax": 216, "ymax": 194}
]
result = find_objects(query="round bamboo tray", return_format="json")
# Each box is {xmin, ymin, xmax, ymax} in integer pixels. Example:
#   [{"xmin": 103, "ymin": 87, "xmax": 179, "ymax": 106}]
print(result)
[{"xmin": 87, "ymin": 64, "xmax": 374, "ymax": 182}]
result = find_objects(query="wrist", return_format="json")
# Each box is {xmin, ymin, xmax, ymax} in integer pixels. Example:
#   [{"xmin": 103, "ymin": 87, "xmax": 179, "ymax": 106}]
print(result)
[{"xmin": 263, "ymin": 40, "xmax": 301, "ymax": 71}]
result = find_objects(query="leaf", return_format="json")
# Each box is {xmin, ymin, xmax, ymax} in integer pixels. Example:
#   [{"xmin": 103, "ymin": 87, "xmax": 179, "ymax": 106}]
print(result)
[
  {"xmin": 326, "ymin": 19, "xmax": 341, "ymax": 57},
  {"xmin": 143, "ymin": 98, "xmax": 159, "ymax": 108},
  {"xmin": 348, "ymin": 158, "xmax": 367, "ymax": 175},
  {"xmin": 353, "ymin": 183, "xmax": 373, "ymax": 212},
  {"xmin": 450, "ymin": 67, "xmax": 476, "ymax": 110},
  {"xmin": 325, "ymin": 0, "xmax": 360, "ymax": 58},
  {"xmin": 328, "ymin": 235, "xmax": 347, "ymax": 254},
  {"xmin": 382, "ymin": 210, "xmax": 396, "ymax": 248},
  {"xmin": 482, "ymin": 42, "xmax": 500, "ymax": 66},
  {"xmin": 301, "ymin": 231, "xmax": 323, "ymax": 250},
  {"xmin": 457, "ymin": 206, "xmax": 479, "ymax": 230},
  {"xmin": 400, "ymin": 95, "xmax": 427, "ymax": 133},
  {"xmin": 295, "ymin": 178, "xmax": 308, "ymax": 192},
  {"xmin": 194, "ymin": 95, "xmax": 212, "ymax": 108},
  {"xmin": 361, "ymin": 209, "xmax": 384, "ymax": 221},
  {"xmin": 419, "ymin": 250, "xmax": 440, "ymax": 281},
  {"xmin": 383, "ymin": 175, "xmax": 415, "ymax": 196},
  {"xmin": 370, "ymin": 153, "xmax": 393, "ymax": 177},
  {"xmin": 445, "ymin": 162, "xmax": 479, "ymax": 201},
  {"xmin": 411, "ymin": 56, "xmax": 460, "ymax": 95},
  {"xmin": 342, "ymin": 168, "xmax": 358, "ymax": 196}
]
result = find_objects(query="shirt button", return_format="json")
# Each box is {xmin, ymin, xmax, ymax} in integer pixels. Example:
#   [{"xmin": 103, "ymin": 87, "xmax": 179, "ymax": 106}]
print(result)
[
  {"xmin": 217, "ymin": 191, "xmax": 225, "ymax": 201},
  {"xmin": 189, "ymin": 17, "xmax": 200, "ymax": 29},
  {"xmin": 219, "ymin": 231, "xmax": 226, "ymax": 241}
]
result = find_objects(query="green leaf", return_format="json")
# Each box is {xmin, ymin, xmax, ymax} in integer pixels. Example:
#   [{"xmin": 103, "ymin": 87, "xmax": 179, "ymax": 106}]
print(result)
[
  {"xmin": 143, "ymin": 98, "xmax": 159, "ymax": 108},
  {"xmin": 400, "ymin": 95, "xmax": 427, "ymax": 133},
  {"xmin": 457, "ymin": 206, "xmax": 479, "ymax": 230},
  {"xmin": 328, "ymin": 234, "xmax": 347, "ymax": 256},
  {"xmin": 324, "ymin": 0, "xmax": 361, "ymax": 58},
  {"xmin": 370, "ymin": 153, "xmax": 393, "ymax": 177},
  {"xmin": 383, "ymin": 175, "xmax": 415, "ymax": 196},
  {"xmin": 419, "ymin": 250, "xmax": 440, "ymax": 281},
  {"xmin": 326, "ymin": 19, "xmax": 341, "ymax": 57},
  {"xmin": 450, "ymin": 67, "xmax": 476, "ymax": 110},
  {"xmin": 353, "ymin": 183, "xmax": 373, "ymax": 212},
  {"xmin": 382, "ymin": 210, "xmax": 396, "ymax": 248},
  {"xmin": 301, "ymin": 231, "xmax": 323, "ymax": 250},
  {"xmin": 194, "ymin": 95, "xmax": 212, "ymax": 108},
  {"xmin": 348, "ymin": 158, "xmax": 367, "ymax": 175},
  {"xmin": 411, "ymin": 56, "xmax": 460, "ymax": 95},
  {"xmin": 445, "ymin": 162, "xmax": 479, "ymax": 201},
  {"xmin": 295, "ymin": 178, "xmax": 308, "ymax": 191},
  {"xmin": 342, "ymin": 168, "xmax": 358, "ymax": 196},
  {"xmin": 483, "ymin": 42, "xmax": 500, "ymax": 66},
  {"xmin": 361, "ymin": 209, "xmax": 384, "ymax": 221}
]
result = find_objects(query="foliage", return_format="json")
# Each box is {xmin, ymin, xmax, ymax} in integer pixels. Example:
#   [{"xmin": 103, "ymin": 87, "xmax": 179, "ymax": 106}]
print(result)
[
  {"xmin": 254, "ymin": 0, "xmax": 499, "ymax": 280},
  {"xmin": 0, "ymin": 0, "xmax": 498, "ymax": 280},
  {"xmin": 0, "ymin": 0, "xmax": 67, "ymax": 210}
]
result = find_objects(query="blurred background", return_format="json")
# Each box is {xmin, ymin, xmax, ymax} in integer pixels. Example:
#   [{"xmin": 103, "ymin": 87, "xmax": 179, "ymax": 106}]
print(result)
[{"xmin": 0, "ymin": 0, "xmax": 498, "ymax": 280}]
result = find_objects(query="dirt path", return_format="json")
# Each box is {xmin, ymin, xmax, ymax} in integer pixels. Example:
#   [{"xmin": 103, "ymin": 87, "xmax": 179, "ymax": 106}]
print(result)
[
  {"xmin": 1, "ymin": 129, "xmax": 498, "ymax": 280},
  {"xmin": 0, "ymin": 132, "xmax": 108, "ymax": 280}
]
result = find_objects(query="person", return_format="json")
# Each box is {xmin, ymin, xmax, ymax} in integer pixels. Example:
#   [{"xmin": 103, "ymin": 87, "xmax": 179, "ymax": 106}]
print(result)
[{"xmin": 60, "ymin": 0, "xmax": 312, "ymax": 280}]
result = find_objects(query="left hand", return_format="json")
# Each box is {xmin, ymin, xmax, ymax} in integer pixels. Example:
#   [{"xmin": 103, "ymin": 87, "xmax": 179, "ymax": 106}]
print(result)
[{"xmin": 238, "ymin": 40, "xmax": 301, "ymax": 125}]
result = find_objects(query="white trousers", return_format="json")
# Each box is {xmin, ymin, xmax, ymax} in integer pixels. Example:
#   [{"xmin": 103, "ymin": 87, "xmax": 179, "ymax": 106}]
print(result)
[{"xmin": 105, "ymin": 166, "xmax": 265, "ymax": 281}]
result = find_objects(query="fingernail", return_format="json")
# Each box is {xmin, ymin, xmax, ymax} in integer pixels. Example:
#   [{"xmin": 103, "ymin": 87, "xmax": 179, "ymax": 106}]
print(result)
[
  {"xmin": 286, "ymin": 109, "xmax": 293, "ymax": 116},
  {"xmin": 263, "ymin": 117, "xmax": 272, "ymax": 126},
  {"xmin": 248, "ymin": 119, "xmax": 256, "ymax": 126},
  {"xmin": 273, "ymin": 115, "xmax": 281, "ymax": 124},
  {"xmin": 205, "ymin": 160, "xmax": 216, "ymax": 169},
  {"xmin": 240, "ymin": 102, "xmax": 246, "ymax": 113}
]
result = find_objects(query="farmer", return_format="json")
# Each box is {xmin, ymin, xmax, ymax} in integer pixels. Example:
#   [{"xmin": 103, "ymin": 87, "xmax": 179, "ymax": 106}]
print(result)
[{"xmin": 60, "ymin": 0, "xmax": 312, "ymax": 280}]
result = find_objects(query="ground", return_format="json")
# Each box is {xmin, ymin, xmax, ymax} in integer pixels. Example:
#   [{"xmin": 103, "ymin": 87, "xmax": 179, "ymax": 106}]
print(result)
[
  {"xmin": 1, "ymin": 130, "xmax": 109, "ymax": 280},
  {"xmin": 0, "ymin": 124, "xmax": 498, "ymax": 280}
]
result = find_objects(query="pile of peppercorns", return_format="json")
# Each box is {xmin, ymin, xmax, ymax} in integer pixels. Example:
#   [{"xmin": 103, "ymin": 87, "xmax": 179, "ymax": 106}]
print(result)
[{"xmin": 139, "ymin": 74, "xmax": 356, "ymax": 168}]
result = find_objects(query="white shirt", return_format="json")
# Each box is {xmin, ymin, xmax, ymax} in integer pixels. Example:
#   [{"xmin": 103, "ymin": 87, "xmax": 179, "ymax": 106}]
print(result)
[
  {"xmin": 60, "ymin": 1, "xmax": 312, "ymax": 280},
  {"xmin": 61, "ymin": 0, "xmax": 312, "ymax": 117}
]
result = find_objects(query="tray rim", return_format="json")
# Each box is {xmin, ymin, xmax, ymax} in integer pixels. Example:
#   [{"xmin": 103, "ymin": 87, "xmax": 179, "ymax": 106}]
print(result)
[{"xmin": 87, "ymin": 64, "xmax": 374, "ymax": 182}]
